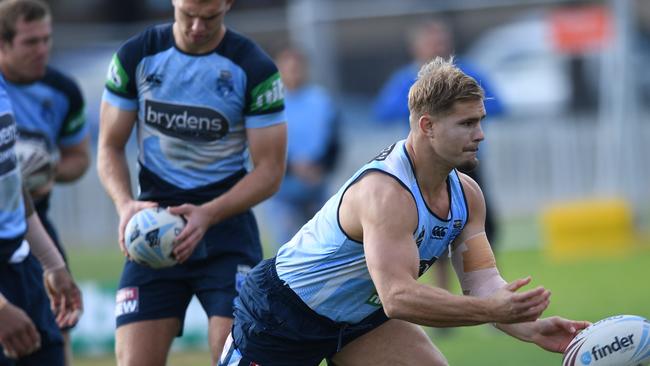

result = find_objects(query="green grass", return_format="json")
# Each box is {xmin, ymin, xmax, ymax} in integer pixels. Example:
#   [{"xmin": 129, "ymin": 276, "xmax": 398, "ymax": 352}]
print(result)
[{"xmin": 70, "ymin": 242, "xmax": 650, "ymax": 366}]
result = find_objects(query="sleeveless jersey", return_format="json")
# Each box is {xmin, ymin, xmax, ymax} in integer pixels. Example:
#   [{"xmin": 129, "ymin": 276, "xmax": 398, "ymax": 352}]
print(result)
[
  {"xmin": 0, "ymin": 75, "xmax": 27, "ymax": 261},
  {"xmin": 102, "ymin": 24, "xmax": 285, "ymax": 196},
  {"xmin": 275, "ymin": 140, "xmax": 469, "ymax": 323},
  {"xmin": 6, "ymin": 66, "xmax": 87, "ymax": 152}
]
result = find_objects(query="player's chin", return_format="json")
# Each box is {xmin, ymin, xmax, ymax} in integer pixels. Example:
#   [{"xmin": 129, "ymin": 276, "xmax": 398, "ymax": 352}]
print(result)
[{"xmin": 457, "ymin": 158, "xmax": 479, "ymax": 173}]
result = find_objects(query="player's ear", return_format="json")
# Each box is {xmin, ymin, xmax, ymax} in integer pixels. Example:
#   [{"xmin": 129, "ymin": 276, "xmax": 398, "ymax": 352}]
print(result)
[{"xmin": 418, "ymin": 114, "xmax": 435, "ymax": 138}]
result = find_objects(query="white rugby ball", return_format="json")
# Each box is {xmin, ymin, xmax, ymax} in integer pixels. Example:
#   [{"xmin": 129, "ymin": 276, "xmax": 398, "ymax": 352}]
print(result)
[
  {"xmin": 14, "ymin": 139, "xmax": 58, "ymax": 190},
  {"xmin": 124, "ymin": 207, "xmax": 185, "ymax": 269},
  {"xmin": 563, "ymin": 315, "xmax": 650, "ymax": 366}
]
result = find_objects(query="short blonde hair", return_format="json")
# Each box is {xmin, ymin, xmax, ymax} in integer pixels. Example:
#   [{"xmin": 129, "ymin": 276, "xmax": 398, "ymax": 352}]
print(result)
[{"xmin": 408, "ymin": 57, "xmax": 484, "ymax": 120}]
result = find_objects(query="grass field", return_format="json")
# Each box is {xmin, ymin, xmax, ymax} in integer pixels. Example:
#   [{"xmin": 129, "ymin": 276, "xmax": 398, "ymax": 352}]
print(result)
[{"xmin": 68, "ymin": 229, "xmax": 650, "ymax": 366}]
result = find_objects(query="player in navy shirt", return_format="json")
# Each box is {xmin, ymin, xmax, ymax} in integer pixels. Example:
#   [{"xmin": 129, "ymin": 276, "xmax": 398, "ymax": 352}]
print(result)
[{"xmin": 97, "ymin": 0, "xmax": 286, "ymax": 364}]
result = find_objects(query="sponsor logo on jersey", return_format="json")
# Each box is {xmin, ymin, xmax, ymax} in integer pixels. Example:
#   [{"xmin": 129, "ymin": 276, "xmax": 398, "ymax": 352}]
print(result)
[
  {"xmin": 115, "ymin": 287, "xmax": 139, "ymax": 317},
  {"xmin": 144, "ymin": 73, "xmax": 163, "ymax": 86},
  {"xmin": 415, "ymin": 227, "xmax": 426, "ymax": 247},
  {"xmin": 431, "ymin": 226, "xmax": 448, "ymax": 239},
  {"xmin": 365, "ymin": 292, "xmax": 382, "ymax": 307},
  {"xmin": 217, "ymin": 70, "xmax": 234, "ymax": 97},
  {"xmin": 419, "ymin": 257, "xmax": 438, "ymax": 276},
  {"xmin": 106, "ymin": 54, "xmax": 130, "ymax": 94},
  {"xmin": 144, "ymin": 100, "xmax": 229, "ymax": 142},
  {"xmin": 371, "ymin": 142, "xmax": 396, "ymax": 162},
  {"xmin": 249, "ymin": 72, "xmax": 283, "ymax": 113}
]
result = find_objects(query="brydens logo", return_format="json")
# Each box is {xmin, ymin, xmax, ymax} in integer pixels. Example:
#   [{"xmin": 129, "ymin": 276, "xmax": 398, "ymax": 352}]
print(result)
[{"xmin": 144, "ymin": 100, "xmax": 229, "ymax": 142}]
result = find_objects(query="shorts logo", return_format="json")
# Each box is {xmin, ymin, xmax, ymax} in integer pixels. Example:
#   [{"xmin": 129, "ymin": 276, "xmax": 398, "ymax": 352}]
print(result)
[
  {"xmin": 115, "ymin": 287, "xmax": 139, "ymax": 317},
  {"xmin": 235, "ymin": 264, "xmax": 252, "ymax": 293},
  {"xmin": 144, "ymin": 100, "xmax": 230, "ymax": 142}
]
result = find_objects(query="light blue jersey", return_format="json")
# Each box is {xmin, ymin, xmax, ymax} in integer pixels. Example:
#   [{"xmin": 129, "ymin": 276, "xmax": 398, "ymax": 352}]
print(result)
[
  {"xmin": 0, "ymin": 75, "xmax": 26, "ymax": 260},
  {"xmin": 6, "ymin": 66, "xmax": 87, "ymax": 151},
  {"xmin": 102, "ymin": 24, "xmax": 285, "ymax": 196},
  {"xmin": 276, "ymin": 140, "xmax": 469, "ymax": 323}
]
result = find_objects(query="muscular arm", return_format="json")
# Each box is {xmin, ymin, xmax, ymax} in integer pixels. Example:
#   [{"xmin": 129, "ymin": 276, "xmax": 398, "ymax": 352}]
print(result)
[
  {"xmin": 97, "ymin": 101, "xmax": 136, "ymax": 212},
  {"xmin": 55, "ymin": 136, "xmax": 90, "ymax": 183},
  {"xmin": 97, "ymin": 102, "xmax": 157, "ymax": 253},
  {"xmin": 450, "ymin": 174, "xmax": 587, "ymax": 352},
  {"xmin": 348, "ymin": 173, "xmax": 493, "ymax": 327},
  {"xmin": 202, "ymin": 122, "xmax": 287, "ymax": 224}
]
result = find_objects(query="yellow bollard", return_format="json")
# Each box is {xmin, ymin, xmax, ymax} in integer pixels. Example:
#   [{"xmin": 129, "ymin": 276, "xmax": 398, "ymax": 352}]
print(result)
[{"xmin": 540, "ymin": 198, "xmax": 636, "ymax": 261}]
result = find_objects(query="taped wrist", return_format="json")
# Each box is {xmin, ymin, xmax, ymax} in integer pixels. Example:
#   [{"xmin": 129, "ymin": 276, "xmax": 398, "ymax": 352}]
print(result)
[
  {"xmin": 26, "ymin": 213, "xmax": 65, "ymax": 272},
  {"xmin": 29, "ymin": 236, "xmax": 65, "ymax": 272},
  {"xmin": 451, "ymin": 232, "xmax": 506, "ymax": 297}
]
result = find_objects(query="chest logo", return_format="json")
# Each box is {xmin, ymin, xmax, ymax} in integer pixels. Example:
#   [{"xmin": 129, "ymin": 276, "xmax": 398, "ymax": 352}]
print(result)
[
  {"xmin": 217, "ymin": 70, "xmax": 234, "ymax": 97},
  {"xmin": 144, "ymin": 100, "xmax": 229, "ymax": 142},
  {"xmin": 431, "ymin": 226, "xmax": 448, "ymax": 239},
  {"xmin": 144, "ymin": 73, "xmax": 163, "ymax": 87}
]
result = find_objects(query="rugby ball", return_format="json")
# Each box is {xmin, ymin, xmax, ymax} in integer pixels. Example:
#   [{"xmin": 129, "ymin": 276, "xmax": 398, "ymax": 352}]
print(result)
[
  {"xmin": 563, "ymin": 315, "xmax": 650, "ymax": 366},
  {"xmin": 124, "ymin": 207, "xmax": 185, "ymax": 269},
  {"xmin": 14, "ymin": 139, "xmax": 58, "ymax": 190}
]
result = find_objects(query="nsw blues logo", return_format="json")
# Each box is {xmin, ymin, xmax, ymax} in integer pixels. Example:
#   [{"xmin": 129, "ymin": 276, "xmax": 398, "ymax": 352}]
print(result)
[{"xmin": 217, "ymin": 70, "xmax": 234, "ymax": 97}]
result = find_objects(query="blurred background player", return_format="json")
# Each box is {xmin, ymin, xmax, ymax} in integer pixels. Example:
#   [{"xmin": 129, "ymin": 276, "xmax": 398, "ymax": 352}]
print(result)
[
  {"xmin": 263, "ymin": 46, "xmax": 340, "ymax": 250},
  {"xmin": 97, "ymin": 0, "xmax": 286, "ymax": 364},
  {"xmin": 0, "ymin": 1, "xmax": 89, "ymax": 363},
  {"xmin": 0, "ymin": 71, "xmax": 83, "ymax": 366},
  {"xmin": 373, "ymin": 19, "xmax": 504, "ymax": 299}
]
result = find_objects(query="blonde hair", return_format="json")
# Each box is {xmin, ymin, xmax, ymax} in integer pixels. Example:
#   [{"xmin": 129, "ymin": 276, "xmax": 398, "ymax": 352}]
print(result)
[{"xmin": 408, "ymin": 57, "xmax": 484, "ymax": 120}]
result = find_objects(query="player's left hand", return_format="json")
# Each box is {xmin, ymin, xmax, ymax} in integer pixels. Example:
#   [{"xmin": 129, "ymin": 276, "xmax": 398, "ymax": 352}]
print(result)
[
  {"xmin": 530, "ymin": 316, "xmax": 590, "ymax": 353},
  {"xmin": 43, "ymin": 268, "xmax": 84, "ymax": 329},
  {"xmin": 168, "ymin": 204, "xmax": 212, "ymax": 263}
]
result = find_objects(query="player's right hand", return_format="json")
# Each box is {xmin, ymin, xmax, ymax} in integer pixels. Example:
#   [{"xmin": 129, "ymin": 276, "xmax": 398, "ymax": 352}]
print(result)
[
  {"xmin": 487, "ymin": 276, "xmax": 551, "ymax": 324},
  {"xmin": 0, "ymin": 302, "xmax": 41, "ymax": 359},
  {"xmin": 117, "ymin": 200, "xmax": 157, "ymax": 256}
]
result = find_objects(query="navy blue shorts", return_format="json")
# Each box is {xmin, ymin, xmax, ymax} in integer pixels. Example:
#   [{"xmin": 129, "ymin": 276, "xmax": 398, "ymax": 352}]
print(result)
[
  {"xmin": 115, "ymin": 210, "xmax": 263, "ymax": 334},
  {"xmin": 221, "ymin": 258, "xmax": 389, "ymax": 366},
  {"xmin": 0, "ymin": 255, "xmax": 63, "ymax": 366}
]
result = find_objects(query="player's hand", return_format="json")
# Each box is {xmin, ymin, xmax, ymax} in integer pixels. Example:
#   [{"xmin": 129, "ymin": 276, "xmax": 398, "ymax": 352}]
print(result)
[
  {"xmin": 530, "ymin": 316, "xmax": 591, "ymax": 353},
  {"xmin": 167, "ymin": 204, "xmax": 211, "ymax": 263},
  {"xmin": 43, "ymin": 268, "xmax": 84, "ymax": 329},
  {"xmin": 0, "ymin": 302, "xmax": 41, "ymax": 359},
  {"xmin": 117, "ymin": 200, "xmax": 158, "ymax": 256},
  {"xmin": 487, "ymin": 276, "xmax": 551, "ymax": 324}
]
